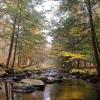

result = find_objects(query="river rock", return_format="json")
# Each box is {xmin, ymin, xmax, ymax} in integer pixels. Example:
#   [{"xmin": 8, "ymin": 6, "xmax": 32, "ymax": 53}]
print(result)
[
  {"xmin": 21, "ymin": 79, "xmax": 45, "ymax": 91},
  {"xmin": 13, "ymin": 82, "xmax": 34, "ymax": 93}
]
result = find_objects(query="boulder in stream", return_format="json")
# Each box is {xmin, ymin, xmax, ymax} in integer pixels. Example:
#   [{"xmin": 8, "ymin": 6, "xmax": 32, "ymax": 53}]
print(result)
[
  {"xmin": 21, "ymin": 79, "xmax": 45, "ymax": 91},
  {"xmin": 13, "ymin": 82, "xmax": 35, "ymax": 93}
]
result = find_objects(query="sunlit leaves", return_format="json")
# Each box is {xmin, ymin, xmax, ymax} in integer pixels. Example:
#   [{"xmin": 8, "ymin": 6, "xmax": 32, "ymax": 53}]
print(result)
[{"xmin": 61, "ymin": 51, "xmax": 86, "ymax": 62}]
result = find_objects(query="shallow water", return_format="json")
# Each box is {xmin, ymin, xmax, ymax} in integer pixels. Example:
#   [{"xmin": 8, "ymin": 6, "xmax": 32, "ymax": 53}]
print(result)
[{"xmin": 0, "ymin": 79, "xmax": 98, "ymax": 100}]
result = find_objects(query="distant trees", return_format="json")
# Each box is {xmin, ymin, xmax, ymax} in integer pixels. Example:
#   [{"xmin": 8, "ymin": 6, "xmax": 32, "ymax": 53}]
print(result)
[{"xmin": 0, "ymin": 0, "xmax": 44, "ymax": 69}]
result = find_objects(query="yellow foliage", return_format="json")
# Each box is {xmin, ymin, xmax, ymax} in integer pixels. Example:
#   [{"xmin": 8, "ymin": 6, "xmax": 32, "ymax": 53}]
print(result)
[{"xmin": 61, "ymin": 51, "xmax": 86, "ymax": 62}]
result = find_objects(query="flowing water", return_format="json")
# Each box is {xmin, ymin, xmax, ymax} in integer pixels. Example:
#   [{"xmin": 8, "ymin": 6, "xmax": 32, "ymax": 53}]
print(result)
[{"xmin": 0, "ymin": 79, "xmax": 99, "ymax": 100}]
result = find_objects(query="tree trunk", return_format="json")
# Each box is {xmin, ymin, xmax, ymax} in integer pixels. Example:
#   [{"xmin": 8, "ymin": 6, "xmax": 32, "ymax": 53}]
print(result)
[
  {"xmin": 86, "ymin": 0, "xmax": 100, "ymax": 77},
  {"xmin": 11, "ymin": 3, "xmax": 22, "ymax": 69},
  {"xmin": 17, "ymin": 49, "xmax": 22, "ymax": 66},
  {"xmin": 77, "ymin": 60, "xmax": 80, "ymax": 68},
  {"xmin": 6, "ymin": 1, "xmax": 20, "ymax": 68},
  {"xmin": 83, "ymin": 61, "xmax": 85, "ymax": 68},
  {"xmin": 6, "ymin": 16, "xmax": 17, "ymax": 67}
]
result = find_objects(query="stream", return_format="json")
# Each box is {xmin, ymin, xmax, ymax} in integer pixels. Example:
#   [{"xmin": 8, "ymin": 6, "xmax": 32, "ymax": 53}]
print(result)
[{"xmin": 0, "ymin": 79, "xmax": 99, "ymax": 100}]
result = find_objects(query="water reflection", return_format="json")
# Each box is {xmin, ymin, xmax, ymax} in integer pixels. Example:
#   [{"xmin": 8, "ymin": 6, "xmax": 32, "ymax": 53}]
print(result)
[
  {"xmin": 43, "ymin": 85, "xmax": 51, "ymax": 100},
  {"xmin": 0, "ymin": 79, "xmax": 98, "ymax": 100}
]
